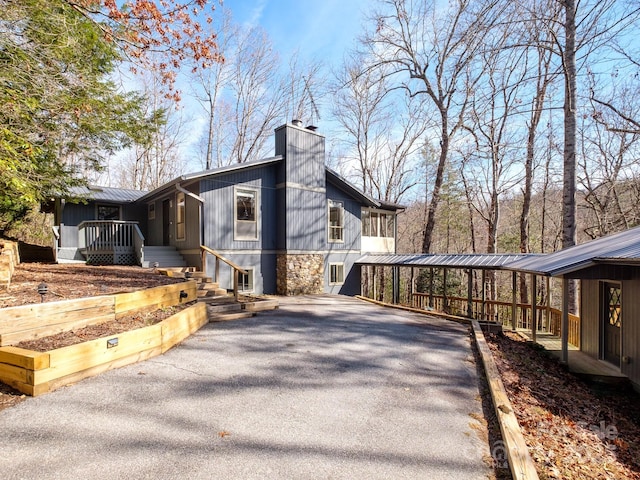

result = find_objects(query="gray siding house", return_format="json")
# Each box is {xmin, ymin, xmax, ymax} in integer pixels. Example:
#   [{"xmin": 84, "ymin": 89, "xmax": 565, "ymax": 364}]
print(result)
[{"xmin": 50, "ymin": 122, "xmax": 402, "ymax": 296}]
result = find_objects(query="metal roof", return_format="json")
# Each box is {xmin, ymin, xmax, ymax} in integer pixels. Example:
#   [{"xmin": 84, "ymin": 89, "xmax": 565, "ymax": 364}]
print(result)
[
  {"xmin": 504, "ymin": 226, "xmax": 640, "ymax": 276},
  {"xmin": 356, "ymin": 253, "xmax": 537, "ymax": 269},
  {"xmin": 69, "ymin": 185, "xmax": 146, "ymax": 203}
]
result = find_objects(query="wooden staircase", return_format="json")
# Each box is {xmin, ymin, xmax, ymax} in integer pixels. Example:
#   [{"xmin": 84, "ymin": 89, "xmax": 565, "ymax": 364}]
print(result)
[{"xmin": 156, "ymin": 267, "xmax": 279, "ymax": 321}]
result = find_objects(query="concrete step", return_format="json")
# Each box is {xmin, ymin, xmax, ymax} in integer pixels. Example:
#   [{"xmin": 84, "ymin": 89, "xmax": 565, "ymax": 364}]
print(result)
[{"xmin": 143, "ymin": 246, "xmax": 187, "ymax": 268}]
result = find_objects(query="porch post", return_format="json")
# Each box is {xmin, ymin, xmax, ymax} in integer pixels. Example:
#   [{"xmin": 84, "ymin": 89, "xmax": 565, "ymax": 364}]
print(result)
[
  {"xmin": 467, "ymin": 269, "xmax": 473, "ymax": 318},
  {"xmin": 481, "ymin": 270, "xmax": 486, "ymax": 320},
  {"xmin": 443, "ymin": 268, "xmax": 448, "ymax": 312},
  {"xmin": 410, "ymin": 267, "xmax": 415, "ymax": 307},
  {"xmin": 512, "ymin": 271, "xmax": 517, "ymax": 331},
  {"xmin": 428, "ymin": 267, "xmax": 434, "ymax": 308},
  {"xmin": 531, "ymin": 273, "xmax": 537, "ymax": 342},
  {"xmin": 233, "ymin": 269, "xmax": 239, "ymax": 302},
  {"xmin": 393, "ymin": 266, "xmax": 400, "ymax": 305},
  {"xmin": 561, "ymin": 276, "xmax": 569, "ymax": 364},
  {"xmin": 546, "ymin": 276, "xmax": 551, "ymax": 331},
  {"xmin": 373, "ymin": 266, "xmax": 377, "ymax": 300}
]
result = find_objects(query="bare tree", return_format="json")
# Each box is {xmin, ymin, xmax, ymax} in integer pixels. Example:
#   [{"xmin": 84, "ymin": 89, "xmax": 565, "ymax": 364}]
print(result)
[
  {"xmin": 113, "ymin": 74, "xmax": 188, "ymax": 190},
  {"xmin": 363, "ymin": 0, "xmax": 503, "ymax": 253},
  {"xmin": 332, "ymin": 53, "xmax": 428, "ymax": 203}
]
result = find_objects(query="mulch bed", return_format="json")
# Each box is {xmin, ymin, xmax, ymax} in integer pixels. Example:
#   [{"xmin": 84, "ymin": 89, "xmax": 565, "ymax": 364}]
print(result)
[
  {"xmin": 0, "ymin": 263, "xmax": 192, "ymax": 411},
  {"xmin": 487, "ymin": 331, "xmax": 640, "ymax": 479}
]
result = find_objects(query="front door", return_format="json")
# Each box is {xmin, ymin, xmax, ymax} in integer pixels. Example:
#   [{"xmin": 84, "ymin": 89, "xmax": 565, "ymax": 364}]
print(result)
[
  {"xmin": 602, "ymin": 282, "xmax": 621, "ymax": 366},
  {"xmin": 162, "ymin": 199, "xmax": 171, "ymax": 246}
]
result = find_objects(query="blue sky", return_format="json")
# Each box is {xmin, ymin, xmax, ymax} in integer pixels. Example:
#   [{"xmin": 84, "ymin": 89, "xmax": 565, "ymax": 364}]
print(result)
[{"xmin": 226, "ymin": 0, "xmax": 372, "ymax": 68}]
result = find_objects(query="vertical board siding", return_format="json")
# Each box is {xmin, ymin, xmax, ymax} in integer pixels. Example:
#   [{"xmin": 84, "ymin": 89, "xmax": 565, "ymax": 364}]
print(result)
[
  {"xmin": 275, "ymin": 124, "xmax": 325, "ymax": 189},
  {"xmin": 207, "ymin": 252, "xmax": 277, "ymax": 294},
  {"xmin": 201, "ymin": 166, "xmax": 277, "ymax": 251},
  {"xmin": 326, "ymin": 183, "xmax": 361, "ymax": 252},
  {"xmin": 580, "ymin": 279, "xmax": 600, "ymax": 357},
  {"xmin": 284, "ymin": 188, "xmax": 326, "ymax": 251},
  {"xmin": 622, "ymin": 277, "xmax": 640, "ymax": 386},
  {"xmin": 325, "ymin": 252, "xmax": 362, "ymax": 296}
]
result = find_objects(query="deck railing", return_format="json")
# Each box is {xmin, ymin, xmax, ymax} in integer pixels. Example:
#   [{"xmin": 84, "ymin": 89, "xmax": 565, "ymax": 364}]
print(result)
[
  {"xmin": 411, "ymin": 292, "xmax": 580, "ymax": 348},
  {"xmin": 200, "ymin": 245, "xmax": 248, "ymax": 301},
  {"xmin": 78, "ymin": 221, "xmax": 140, "ymax": 265}
]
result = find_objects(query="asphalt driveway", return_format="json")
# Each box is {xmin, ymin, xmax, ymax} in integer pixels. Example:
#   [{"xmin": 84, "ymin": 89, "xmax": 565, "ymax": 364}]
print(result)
[{"xmin": 0, "ymin": 295, "xmax": 491, "ymax": 479}]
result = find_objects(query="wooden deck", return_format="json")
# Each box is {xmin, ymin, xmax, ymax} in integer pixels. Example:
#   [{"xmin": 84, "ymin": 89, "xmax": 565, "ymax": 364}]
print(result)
[{"xmin": 516, "ymin": 330, "xmax": 628, "ymax": 382}]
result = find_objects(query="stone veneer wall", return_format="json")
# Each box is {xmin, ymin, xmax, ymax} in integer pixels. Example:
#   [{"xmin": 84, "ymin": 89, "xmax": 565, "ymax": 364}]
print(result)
[{"xmin": 276, "ymin": 254, "xmax": 324, "ymax": 295}]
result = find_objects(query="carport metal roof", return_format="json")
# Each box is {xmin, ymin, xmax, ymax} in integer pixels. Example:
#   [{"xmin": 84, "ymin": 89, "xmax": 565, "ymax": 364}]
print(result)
[
  {"xmin": 356, "ymin": 253, "xmax": 539, "ymax": 270},
  {"xmin": 358, "ymin": 225, "xmax": 640, "ymax": 277},
  {"xmin": 503, "ymin": 226, "xmax": 640, "ymax": 276}
]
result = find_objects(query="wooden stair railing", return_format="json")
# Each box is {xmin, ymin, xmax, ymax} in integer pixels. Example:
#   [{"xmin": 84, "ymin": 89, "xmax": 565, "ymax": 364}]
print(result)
[{"xmin": 200, "ymin": 245, "xmax": 248, "ymax": 301}]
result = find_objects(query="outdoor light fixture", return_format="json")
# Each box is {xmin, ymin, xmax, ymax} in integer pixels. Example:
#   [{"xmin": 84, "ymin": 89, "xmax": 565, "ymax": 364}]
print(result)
[
  {"xmin": 179, "ymin": 290, "xmax": 188, "ymax": 301},
  {"xmin": 37, "ymin": 282, "xmax": 48, "ymax": 302},
  {"xmin": 107, "ymin": 338, "xmax": 119, "ymax": 349}
]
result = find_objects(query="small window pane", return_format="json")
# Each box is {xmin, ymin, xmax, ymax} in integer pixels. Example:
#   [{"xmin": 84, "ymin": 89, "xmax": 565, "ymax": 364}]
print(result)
[
  {"xmin": 386, "ymin": 214, "xmax": 395, "ymax": 238},
  {"xmin": 362, "ymin": 210, "xmax": 371, "ymax": 236},
  {"xmin": 370, "ymin": 212, "xmax": 379, "ymax": 237},
  {"xmin": 237, "ymin": 191, "xmax": 255, "ymax": 221},
  {"xmin": 97, "ymin": 205, "xmax": 119, "ymax": 220},
  {"xmin": 330, "ymin": 263, "xmax": 345, "ymax": 285},
  {"xmin": 329, "ymin": 200, "xmax": 344, "ymax": 242}
]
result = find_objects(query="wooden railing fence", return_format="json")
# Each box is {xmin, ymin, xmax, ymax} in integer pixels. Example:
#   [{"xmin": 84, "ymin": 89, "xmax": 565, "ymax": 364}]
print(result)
[
  {"xmin": 200, "ymin": 245, "xmax": 248, "ymax": 301},
  {"xmin": 411, "ymin": 293, "xmax": 580, "ymax": 348}
]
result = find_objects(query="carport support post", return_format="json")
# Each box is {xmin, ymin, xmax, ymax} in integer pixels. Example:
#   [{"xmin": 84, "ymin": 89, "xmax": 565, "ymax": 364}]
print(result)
[
  {"xmin": 410, "ymin": 267, "xmax": 415, "ymax": 307},
  {"xmin": 481, "ymin": 270, "xmax": 486, "ymax": 320},
  {"xmin": 467, "ymin": 269, "xmax": 473, "ymax": 318},
  {"xmin": 511, "ymin": 271, "xmax": 517, "ymax": 331},
  {"xmin": 428, "ymin": 267, "xmax": 434, "ymax": 307},
  {"xmin": 443, "ymin": 268, "xmax": 448, "ymax": 312},
  {"xmin": 561, "ymin": 277, "xmax": 569, "ymax": 364},
  {"xmin": 392, "ymin": 266, "xmax": 400, "ymax": 305},
  {"xmin": 531, "ymin": 273, "xmax": 537, "ymax": 343}
]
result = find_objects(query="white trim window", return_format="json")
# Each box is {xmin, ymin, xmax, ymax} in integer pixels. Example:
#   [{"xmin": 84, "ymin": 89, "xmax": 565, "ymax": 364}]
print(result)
[
  {"xmin": 361, "ymin": 209, "xmax": 395, "ymax": 238},
  {"xmin": 329, "ymin": 263, "xmax": 345, "ymax": 285},
  {"xmin": 328, "ymin": 200, "xmax": 344, "ymax": 242},
  {"xmin": 239, "ymin": 268, "xmax": 254, "ymax": 292},
  {"xmin": 234, "ymin": 187, "xmax": 259, "ymax": 241},
  {"xmin": 176, "ymin": 192, "xmax": 186, "ymax": 240}
]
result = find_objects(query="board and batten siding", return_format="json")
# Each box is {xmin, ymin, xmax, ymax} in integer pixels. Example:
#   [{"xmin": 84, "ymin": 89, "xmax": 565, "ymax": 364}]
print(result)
[
  {"xmin": 580, "ymin": 278, "xmax": 600, "ymax": 358},
  {"xmin": 325, "ymin": 252, "xmax": 362, "ymax": 296},
  {"xmin": 275, "ymin": 123, "xmax": 325, "ymax": 189},
  {"xmin": 279, "ymin": 187, "xmax": 326, "ymax": 251},
  {"xmin": 326, "ymin": 182, "xmax": 361, "ymax": 252},
  {"xmin": 621, "ymin": 276, "xmax": 640, "ymax": 387},
  {"xmin": 209, "ymin": 252, "xmax": 276, "ymax": 295},
  {"xmin": 200, "ymin": 166, "xmax": 277, "ymax": 251}
]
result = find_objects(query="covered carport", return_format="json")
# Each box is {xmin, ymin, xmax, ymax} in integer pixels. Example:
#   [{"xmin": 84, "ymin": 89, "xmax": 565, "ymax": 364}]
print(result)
[{"xmin": 355, "ymin": 252, "xmax": 558, "ymax": 349}]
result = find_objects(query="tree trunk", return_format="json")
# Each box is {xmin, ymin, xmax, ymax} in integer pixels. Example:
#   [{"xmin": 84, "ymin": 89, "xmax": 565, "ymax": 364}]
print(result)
[{"xmin": 562, "ymin": 0, "xmax": 578, "ymax": 313}]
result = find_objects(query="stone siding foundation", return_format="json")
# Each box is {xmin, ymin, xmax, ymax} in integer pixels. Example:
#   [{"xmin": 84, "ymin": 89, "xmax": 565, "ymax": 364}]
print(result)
[{"xmin": 276, "ymin": 254, "xmax": 324, "ymax": 295}]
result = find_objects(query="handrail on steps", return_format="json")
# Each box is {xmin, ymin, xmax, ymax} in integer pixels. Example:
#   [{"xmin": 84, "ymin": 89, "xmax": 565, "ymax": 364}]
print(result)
[{"xmin": 200, "ymin": 245, "xmax": 248, "ymax": 301}]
